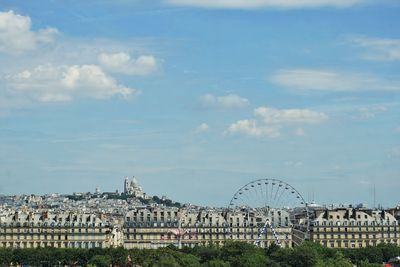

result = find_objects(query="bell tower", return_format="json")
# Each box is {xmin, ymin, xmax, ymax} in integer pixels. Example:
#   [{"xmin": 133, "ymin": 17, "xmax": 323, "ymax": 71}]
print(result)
[{"xmin": 124, "ymin": 176, "xmax": 129, "ymax": 194}]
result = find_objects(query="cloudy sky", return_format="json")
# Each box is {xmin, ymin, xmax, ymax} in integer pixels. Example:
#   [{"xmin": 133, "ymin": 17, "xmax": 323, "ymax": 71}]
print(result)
[{"xmin": 0, "ymin": 0, "xmax": 399, "ymax": 207}]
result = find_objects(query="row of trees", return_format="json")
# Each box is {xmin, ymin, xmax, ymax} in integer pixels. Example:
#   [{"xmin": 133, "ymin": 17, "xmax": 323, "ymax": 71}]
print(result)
[
  {"xmin": 0, "ymin": 242, "xmax": 399, "ymax": 267},
  {"xmin": 140, "ymin": 195, "xmax": 182, "ymax": 208}
]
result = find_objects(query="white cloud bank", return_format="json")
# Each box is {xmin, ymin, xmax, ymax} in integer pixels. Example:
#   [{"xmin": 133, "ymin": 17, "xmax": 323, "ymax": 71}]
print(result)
[
  {"xmin": 4, "ymin": 64, "xmax": 138, "ymax": 102},
  {"xmin": 166, "ymin": 0, "xmax": 365, "ymax": 9},
  {"xmin": 350, "ymin": 36, "xmax": 400, "ymax": 61},
  {"xmin": 270, "ymin": 69, "xmax": 400, "ymax": 92},
  {"xmin": 98, "ymin": 52, "xmax": 158, "ymax": 75},
  {"xmin": 200, "ymin": 94, "xmax": 249, "ymax": 109},
  {"xmin": 0, "ymin": 10, "xmax": 58, "ymax": 54},
  {"xmin": 0, "ymin": 11, "xmax": 161, "ymax": 112},
  {"xmin": 226, "ymin": 106, "xmax": 328, "ymax": 138}
]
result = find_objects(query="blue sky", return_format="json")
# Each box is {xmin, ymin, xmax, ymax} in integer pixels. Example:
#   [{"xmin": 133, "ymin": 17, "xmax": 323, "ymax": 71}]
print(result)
[{"xmin": 0, "ymin": 0, "xmax": 399, "ymax": 207}]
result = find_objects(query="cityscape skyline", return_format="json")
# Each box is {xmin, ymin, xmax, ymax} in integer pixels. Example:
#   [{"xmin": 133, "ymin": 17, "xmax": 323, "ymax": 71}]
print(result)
[
  {"xmin": 0, "ymin": 1, "xmax": 399, "ymax": 208},
  {"xmin": 0, "ymin": 175, "xmax": 395, "ymax": 210},
  {"xmin": 0, "ymin": 175, "xmax": 398, "ymax": 252}
]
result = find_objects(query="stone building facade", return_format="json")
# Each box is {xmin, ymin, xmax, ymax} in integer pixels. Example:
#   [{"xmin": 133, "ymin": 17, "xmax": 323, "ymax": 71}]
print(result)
[
  {"xmin": 1, "ymin": 206, "xmax": 399, "ymax": 250},
  {"xmin": 0, "ymin": 211, "xmax": 117, "ymax": 249},
  {"xmin": 310, "ymin": 207, "xmax": 399, "ymax": 248},
  {"xmin": 123, "ymin": 206, "xmax": 293, "ymax": 249}
]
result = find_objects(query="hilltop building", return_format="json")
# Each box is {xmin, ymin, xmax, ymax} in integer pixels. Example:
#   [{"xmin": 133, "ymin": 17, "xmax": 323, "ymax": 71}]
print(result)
[{"xmin": 124, "ymin": 176, "xmax": 147, "ymax": 199}]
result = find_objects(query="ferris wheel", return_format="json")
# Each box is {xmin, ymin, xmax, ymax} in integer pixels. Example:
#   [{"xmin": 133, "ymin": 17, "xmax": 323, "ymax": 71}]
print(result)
[{"xmin": 228, "ymin": 178, "xmax": 310, "ymax": 247}]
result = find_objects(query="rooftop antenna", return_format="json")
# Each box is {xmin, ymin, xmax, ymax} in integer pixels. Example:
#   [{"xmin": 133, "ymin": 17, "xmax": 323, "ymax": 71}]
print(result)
[{"xmin": 373, "ymin": 183, "xmax": 376, "ymax": 210}]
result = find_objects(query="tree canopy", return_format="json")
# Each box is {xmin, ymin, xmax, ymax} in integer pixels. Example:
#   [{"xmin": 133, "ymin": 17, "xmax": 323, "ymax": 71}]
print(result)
[{"xmin": 0, "ymin": 242, "xmax": 398, "ymax": 266}]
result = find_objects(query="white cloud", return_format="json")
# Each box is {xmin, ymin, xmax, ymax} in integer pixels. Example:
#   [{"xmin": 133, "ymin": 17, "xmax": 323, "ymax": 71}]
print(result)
[
  {"xmin": 4, "ymin": 64, "xmax": 138, "ymax": 103},
  {"xmin": 200, "ymin": 94, "xmax": 249, "ymax": 109},
  {"xmin": 284, "ymin": 161, "xmax": 303, "ymax": 167},
  {"xmin": 226, "ymin": 119, "xmax": 280, "ymax": 138},
  {"xmin": 350, "ymin": 36, "xmax": 400, "ymax": 61},
  {"xmin": 0, "ymin": 10, "xmax": 58, "ymax": 54},
  {"xmin": 98, "ymin": 52, "xmax": 157, "ymax": 75},
  {"xmin": 166, "ymin": 0, "xmax": 365, "ymax": 9},
  {"xmin": 358, "ymin": 180, "xmax": 371, "ymax": 186},
  {"xmin": 226, "ymin": 106, "xmax": 327, "ymax": 138},
  {"xmin": 270, "ymin": 69, "xmax": 400, "ymax": 92},
  {"xmin": 255, "ymin": 106, "xmax": 328, "ymax": 124},
  {"xmin": 195, "ymin": 123, "xmax": 209, "ymax": 133},
  {"xmin": 387, "ymin": 147, "xmax": 400, "ymax": 159},
  {"xmin": 294, "ymin": 127, "xmax": 306, "ymax": 136},
  {"xmin": 355, "ymin": 105, "xmax": 387, "ymax": 119}
]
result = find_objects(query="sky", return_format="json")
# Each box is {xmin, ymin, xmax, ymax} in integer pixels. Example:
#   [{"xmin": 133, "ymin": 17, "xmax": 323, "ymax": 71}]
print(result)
[{"xmin": 0, "ymin": 0, "xmax": 399, "ymax": 208}]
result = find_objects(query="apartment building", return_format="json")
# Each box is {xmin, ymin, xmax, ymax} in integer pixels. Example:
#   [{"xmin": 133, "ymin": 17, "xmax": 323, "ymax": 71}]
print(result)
[
  {"xmin": 310, "ymin": 207, "xmax": 399, "ymax": 248},
  {"xmin": 0, "ymin": 210, "xmax": 117, "ymax": 249},
  {"xmin": 3, "ymin": 205, "xmax": 398, "ymax": 250},
  {"xmin": 123, "ymin": 206, "xmax": 293, "ymax": 249}
]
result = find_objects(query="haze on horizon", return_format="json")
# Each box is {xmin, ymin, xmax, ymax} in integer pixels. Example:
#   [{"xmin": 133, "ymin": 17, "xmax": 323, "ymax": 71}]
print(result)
[{"xmin": 0, "ymin": 0, "xmax": 399, "ymax": 208}]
